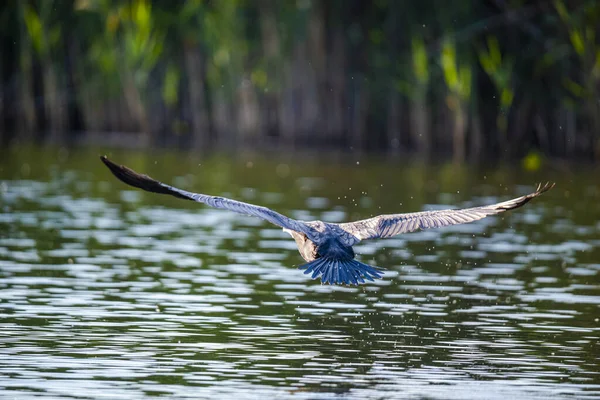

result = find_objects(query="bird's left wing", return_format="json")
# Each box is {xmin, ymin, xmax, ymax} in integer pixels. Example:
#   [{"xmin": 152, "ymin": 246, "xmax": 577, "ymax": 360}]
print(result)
[
  {"xmin": 100, "ymin": 156, "xmax": 320, "ymax": 240},
  {"xmin": 339, "ymin": 182, "xmax": 554, "ymax": 243}
]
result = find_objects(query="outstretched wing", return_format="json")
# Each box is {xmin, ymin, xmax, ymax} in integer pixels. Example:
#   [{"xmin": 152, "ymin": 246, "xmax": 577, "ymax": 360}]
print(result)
[
  {"xmin": 100, "ymin": 156, "xmax": 319, "ymax": 240},
  {"xmin": 339, "ymin": 182, "xmax": 554, "ymax": 243}
]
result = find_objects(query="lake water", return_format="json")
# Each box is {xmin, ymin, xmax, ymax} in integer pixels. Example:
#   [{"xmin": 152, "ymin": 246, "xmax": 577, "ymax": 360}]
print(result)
[{"xmin": 1, "ymin": 146, "xmax": 599, "ymax": 399}]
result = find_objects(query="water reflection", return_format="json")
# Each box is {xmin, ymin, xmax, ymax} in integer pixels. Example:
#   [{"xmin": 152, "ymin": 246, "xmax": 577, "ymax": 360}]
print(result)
[{"xmin": 0, "ymin": 147, "xmax": 599, "ymax": 399}]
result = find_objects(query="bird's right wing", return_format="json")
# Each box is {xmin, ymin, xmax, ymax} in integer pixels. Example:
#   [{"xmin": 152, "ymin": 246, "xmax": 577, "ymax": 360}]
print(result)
[
  {"xmin": 339, "ymin": 182, "xmax": 554, "ymax": 243},
  {"xmin": 101, "ymin": 156, "xmax": 320, "ymax": 240}
]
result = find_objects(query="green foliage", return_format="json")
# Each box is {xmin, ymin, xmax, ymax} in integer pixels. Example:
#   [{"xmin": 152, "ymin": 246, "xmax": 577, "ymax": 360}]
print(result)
[
  {"xmin": 440, "ymin": 40, "xmax": 471, "ymax": 101},
  {"xmin": 8, "ymin": 0, "xmax": 600, "ymax": 159},
  {"xmin": 23, "ymin": 3, "xmax": 62, "ymax": 57},
  {"xmin": 522, "ymin": 150, "xmax": 543, "ymax": 172},
  {"xmin": 394, "ymin": 37, "xmax": 429, "ymax": 99},
  {"xmin": 412, "ymin": 37, "xmax": 429, "ymax": 84},
  {"xmin": 478, "ymin": 35, "xmax": 515, "ymax": 133},
  {"xmin": 553, "ymin": 0, "xmax": 600, "ymax": 101},
  {"xmin": 569, "ymin": 30, "xmax": 586, "ymax": 56},
  {"xmin": 162, "ymin": 63, "xmax": 180, "ymax": 107},
  {"xmin": 563, "ymin": 77, "xmax": 585, "ymax": 98},
  {"xmin": 202, "ymin": 0, "xmax": 247, "ymax": 90},
  {"xmin": 76, "ymin": 0, "xmax": 167, "ymax": 101},
  {"xmin": 23, "ymin": 5, "xmax": 43, "ymax": 54},
  {"xmin": 118, "ymin": 1, "xmax": 165, "ymax": 77}
]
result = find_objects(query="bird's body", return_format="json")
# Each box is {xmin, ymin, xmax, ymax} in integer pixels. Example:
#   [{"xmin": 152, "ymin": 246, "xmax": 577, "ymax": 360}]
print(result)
[{"xmin": 101, "ymin": 156, "xmax": 554, "ymax": 285}]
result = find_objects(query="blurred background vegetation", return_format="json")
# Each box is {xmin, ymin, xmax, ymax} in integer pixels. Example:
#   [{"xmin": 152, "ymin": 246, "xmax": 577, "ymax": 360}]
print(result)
[{"xmin": 0, "ymin": 0, "xmax": 599, "ymax": 162}]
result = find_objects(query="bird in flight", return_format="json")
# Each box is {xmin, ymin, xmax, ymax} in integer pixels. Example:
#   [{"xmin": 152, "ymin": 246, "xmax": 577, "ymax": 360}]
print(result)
[{"xmin": 101, "ymin": 156, "xmax": 554, "ymax": 286}]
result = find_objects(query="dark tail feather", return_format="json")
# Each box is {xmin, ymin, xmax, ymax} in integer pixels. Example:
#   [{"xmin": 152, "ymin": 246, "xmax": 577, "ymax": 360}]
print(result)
[{"xmin": 298, "ymin": 258, "xmax": 384, "ymax": 285}]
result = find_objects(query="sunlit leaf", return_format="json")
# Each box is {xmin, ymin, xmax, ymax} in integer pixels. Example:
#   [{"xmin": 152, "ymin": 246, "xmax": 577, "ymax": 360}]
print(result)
[
  {"xmin": 479, "ymin": 51, "xmax": 495, "ymax": 76},
  {"xmin": 563, "ymin": 77, "xmax": 585, "ymax": 97},
  {"xmin": 23, "ymin": 5, "xmax": 43, "ymax": 54},
  {"xmin": 162, "ymin": 64, "xmax": 180, "ymax": 106},
  {"xmin": 134, "ymin": 0, "xmax": 151, "ymax": 30},
  {"xmin": 441, "ymin": 41, "xmax": 458, "ymax": 91},
  {"xmin": 487, "ymin": 36, "xmax": 501, "ymax": 67},
  {"xmin": 554, "ymin": 0, "xmax": 569, "ymax": 22},
  {"xmin": 522, "ymin": 151, "xmax": 543, "ymax": 172},
  {"xmin": 500, "ymin": 88, "xmax": 514, "ymax": 108},
  {"xmin": 569, "ymin": 30, "xmax": 585, "ymax": 56}
]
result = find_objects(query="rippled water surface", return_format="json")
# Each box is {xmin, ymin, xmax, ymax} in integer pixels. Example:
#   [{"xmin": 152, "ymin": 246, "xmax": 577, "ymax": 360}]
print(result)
[{"xmin": 1, "ymin": 147, "xmax": 599, "ymax": 399}]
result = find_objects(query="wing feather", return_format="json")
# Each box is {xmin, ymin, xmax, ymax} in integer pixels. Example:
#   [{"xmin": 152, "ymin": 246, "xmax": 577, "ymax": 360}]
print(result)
[
  {"xmin": 100, "ymin": 156, "xmax": 319, "ymax": 240},
  {"xmin": 340, "ymin": 182, "xmax": 554, "ymax": 243}
]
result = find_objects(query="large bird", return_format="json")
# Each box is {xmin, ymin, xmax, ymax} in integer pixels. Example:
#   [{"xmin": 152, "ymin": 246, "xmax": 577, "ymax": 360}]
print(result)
[{"xmin": 100, "ymin": 156, "xmax": 554, "ymax": 285}]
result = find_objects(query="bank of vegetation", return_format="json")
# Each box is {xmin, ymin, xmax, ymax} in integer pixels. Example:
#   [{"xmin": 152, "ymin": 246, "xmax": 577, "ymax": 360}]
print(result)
[{"xmin": 0, "ymin": 0, "xmax": 598, "ymax": 161}]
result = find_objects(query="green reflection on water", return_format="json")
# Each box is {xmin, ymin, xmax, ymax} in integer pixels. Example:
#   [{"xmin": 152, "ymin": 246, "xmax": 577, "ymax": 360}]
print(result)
[{"xmin": 1, "ymin": 145, "xmax": 599, "ymax": 398}]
